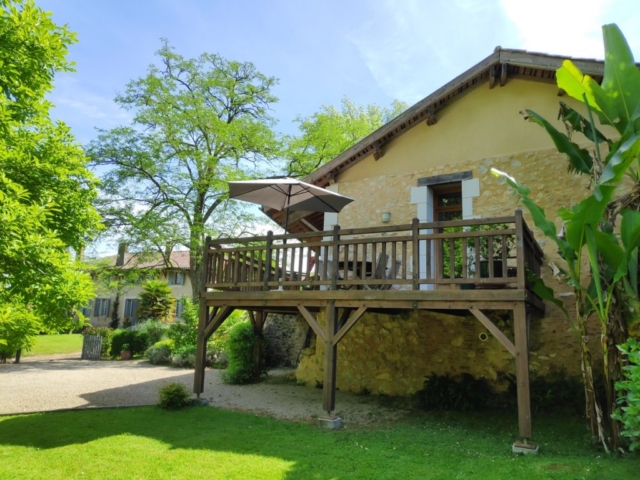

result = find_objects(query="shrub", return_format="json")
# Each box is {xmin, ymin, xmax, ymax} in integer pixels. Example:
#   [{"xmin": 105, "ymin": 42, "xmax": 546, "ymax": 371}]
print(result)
[
  {"xmin": 208, "ymin": 311, "xmax": 245, "ymax": 367},
  {"xmin": 110, "ymin": 329, "xmax": 149, "ymax": 357},
  {"xmin": 146, "ymin": 339, "xmax": 174, "ymax": 365},
  {"xmin": 158, "ymin": 382, "xmax": 190, "ymax": 409},
  {"xmin": 0, "ymin": 302, "xmax": 39, "ymax": 362},
  {"xmin": 417, "ymin": 373, "xmax": 493, "ymax": 412},
  {"xmin": 167, "ymin": 320, "xmax": 197, "ymax": 352},
  {"xmin": 133, "ymin": 319, "xmax": 168, "ymax": 346},
  {"xmin": 138, "ymin": 280, "xmax": 175, "ymax": 321},
  {"xmin": 503, "ymin": 370, "xmax": 584, "ymax": 414},
  {"xmin": 222, "ymin": 321, "xmax": 264, "ymax": 385},
  {"xmin": 82, "ymin": 326, "xmax": 113, "ymax": 356},
  {"xmin": 614, "ymin": 338, "xmax": 640, "ymax": 450},
  {"xmin": 171, "ymin": 345, "xmax": 197, "ymax": 368}
]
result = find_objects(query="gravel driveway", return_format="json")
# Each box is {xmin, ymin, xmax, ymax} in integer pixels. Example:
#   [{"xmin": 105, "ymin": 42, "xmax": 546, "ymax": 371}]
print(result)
[{"xmin": 0, "ymin": 354, "xmax": 410, "ymax": 425}]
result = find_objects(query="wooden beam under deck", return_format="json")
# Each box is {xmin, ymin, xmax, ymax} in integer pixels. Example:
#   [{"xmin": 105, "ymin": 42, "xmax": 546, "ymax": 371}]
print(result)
[{"xmin": 202, "ymin": 289, "xmax": 529, "ymax": 312}]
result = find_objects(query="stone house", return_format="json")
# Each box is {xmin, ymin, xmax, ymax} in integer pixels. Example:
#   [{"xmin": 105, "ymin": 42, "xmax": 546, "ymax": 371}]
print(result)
[
  {"xmin": 276, "ymin": 48, "xmax": 610, "ymax": 396},
  {"xmin": 84, "ymin": 247, "xmax": 193, "ymax": 327}
]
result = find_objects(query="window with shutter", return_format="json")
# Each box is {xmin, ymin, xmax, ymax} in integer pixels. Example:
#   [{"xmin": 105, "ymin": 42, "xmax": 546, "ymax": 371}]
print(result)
[
  {"xmin": 100, "ymin": 298, "xmax": 111, "ymax": 317},
  {"xmin": 168, "ymin": 271, "xmax": 185, "ymax": 285},
  {"xmin": 175, "ymin": 299, "xmax": 183, "ymax": 318}
]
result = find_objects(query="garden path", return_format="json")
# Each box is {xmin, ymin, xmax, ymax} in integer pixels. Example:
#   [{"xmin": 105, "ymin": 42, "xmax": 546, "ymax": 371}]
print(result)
[{"xmin": 0, "ymin": 356, "xmax": 409, "ymax": 425}]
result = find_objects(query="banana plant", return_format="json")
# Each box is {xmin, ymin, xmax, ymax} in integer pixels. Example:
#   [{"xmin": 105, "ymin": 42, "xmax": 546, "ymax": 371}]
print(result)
[{"xmin": 492, "ymin": 24, "xmax": 640, "ymax": 451}]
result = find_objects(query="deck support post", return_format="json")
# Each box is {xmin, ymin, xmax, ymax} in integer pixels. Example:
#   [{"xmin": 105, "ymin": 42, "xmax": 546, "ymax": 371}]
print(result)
[
  {"xmin": 322, "ymin": 300, "xmax": 338, "ymax": 414},
  {"xmin": 514, "ymin": 302, "xmax": 532, "ymax": 440},
  {"xmin": 194, "ymin": 299, "xmax": 209, "ymax": 395}
]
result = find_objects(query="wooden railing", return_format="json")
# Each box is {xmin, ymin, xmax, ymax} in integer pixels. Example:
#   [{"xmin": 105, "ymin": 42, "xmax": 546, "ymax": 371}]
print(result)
[{"xmin": 202, "ymin": 210, "xmax": 543, "ymax": 292}]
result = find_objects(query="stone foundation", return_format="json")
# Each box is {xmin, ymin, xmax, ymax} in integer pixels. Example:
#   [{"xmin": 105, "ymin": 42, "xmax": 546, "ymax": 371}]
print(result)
[{"xmin": 295, "ymin": 308, "xmax": 600, "ymax": 396}]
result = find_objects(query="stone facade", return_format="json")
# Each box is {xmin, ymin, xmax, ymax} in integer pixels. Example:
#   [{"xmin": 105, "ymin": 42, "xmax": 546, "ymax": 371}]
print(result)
[
  {"xmin": 295, "ymin": 148, "xmax": 601, "ymax": 395},
  {"xmin": 264, "ymin": 314, "xmax": 310, "ymax": 367}
]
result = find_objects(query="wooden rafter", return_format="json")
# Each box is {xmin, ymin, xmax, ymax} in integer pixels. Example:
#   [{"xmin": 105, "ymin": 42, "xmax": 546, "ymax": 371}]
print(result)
[
  {"xmin": 500, "ymin": 63, "xmax": 508, "ymax": 87},
  {"xmin": 204, "ymin": 305, "xmax": 234, "ymax": 339},
  {"xmin": 333, "ymin": 305, "xmax": 367, "ymax": 346},
  {"xmin": 469, "ymin": 306, "xmax": 515, "ymax": 357},
  {"xmin": 425, "ymin": 108, "xmax": 437, "ymax": 126},
  {"xmin": 297, "ymin": 305, "xmax": 326, "ymax": 342}
]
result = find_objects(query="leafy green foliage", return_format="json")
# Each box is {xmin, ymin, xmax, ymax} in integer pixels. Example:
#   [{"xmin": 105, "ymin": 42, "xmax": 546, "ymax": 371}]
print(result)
[
  {"xmin": 110, "ymin": 330, "xmax": 149, "ymax": 357},
  {"xmin": 284, "ymin": 97, "xmax": 407, "ymax": 177},
  {"xmin": 137, "ymin": 280, "xmax": 175, "ymax": 322},
  {"xmin": 614, "ymin": 339, "xmax": 640, "ymax": 450},
  {"xmin": 133, "ymin": 319, "xmax": 168, "ymax": 346},
  {"xmin": 492, "ymin": 24, "xmax": 640, "ymax": 451},
  {"xmin": 0, "ymin": 301, "xmax": 40, "ymax": 361},
  {"xmin": 146, "ymin": 339, "xmax": 174, "ymax": 365},
  {"xmin": 222, "ymin": 321, "xmax": 264, "ymax": 384},
  {"xmin": 87, "ymin": 40, "xmax": 279, "ymax": 298},
  {"xmin": 157, "ymin": 382, "xmax": 190, "ymax": 410},
  {"xmin": 416, "ymin": 373, "xmax": 493, "ymax": 412},
  {"xmin": 82, "ymin": 326, "xmax": 113, "ymax": 356},
  {"xmin": 0, "ymin": 1, "xmax": 101, "ymax": 353},
  {"xmin": 207, "ymin": 310, "xmax": 246, "ymax": 363},
  {"xmin": 164, "ymin": 297, "xmax": 197, "ymax": 353},
  {"xmin": 505, "ymin": 372, "xmax": 585, "ymax": 414}
]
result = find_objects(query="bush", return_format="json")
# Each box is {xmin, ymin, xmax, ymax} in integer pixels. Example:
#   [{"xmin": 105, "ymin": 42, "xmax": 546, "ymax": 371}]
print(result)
[
  {"xmin": 146, "ymin": 339, "xmax": 174, "ymax": 365},
  {"xmin": 167, "ymin": 320, "xmax": 197, "ymax": 352},
  {"xmin": 614, "ymin": 338, "xmax": 640, "ymax": 450},
  {"xmin": 133, "ymin": 319, "xmax": 168, "ymax": 346},
  {"xmin": 138, "ymin": 280, "xmax": 175, "ymax": 321},
  {"xmin": 222, "ymin": 321, "xmax": 264, "ymax": 385},
  {"xmin": 417, "ymin": 373, "xmax": 493, "ymax": 412},
  {"xmin": 503, "ymin": 370, "xmax": 584, "ymax": 414},
  {"xmin": 110, "ymin": 329, "xmax": 149, "ymax": 357},
  {"xmin": 158, "ymin": 382, "xmax": 190, "ymax": 409},
  {"xmin": 171, "ymin": 345, "xmax": 197, "ymax": 368},
  {"xmin": 82, "ymin": 326, "xmax": 113, "ymax": 356}
]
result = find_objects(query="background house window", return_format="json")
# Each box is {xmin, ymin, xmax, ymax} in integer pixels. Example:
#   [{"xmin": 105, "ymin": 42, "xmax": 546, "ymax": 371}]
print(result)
[
  {"xmin": 175, "ymin": 299, "xmax": 184, "ymax": 319},
  {"xmin": 168, "ymin": 271, "xmax": 185, "ymax": 286},
  {"xmin": 124, "ymin": 298, "xmax": 140, "ymax": 325},
  {"xmin": 81, "ymin": 301, "xmax": 93, "ymax": 318},
  {"xmin": 93, "ymin": 297, "xmax": 111, "ymax": 317}
]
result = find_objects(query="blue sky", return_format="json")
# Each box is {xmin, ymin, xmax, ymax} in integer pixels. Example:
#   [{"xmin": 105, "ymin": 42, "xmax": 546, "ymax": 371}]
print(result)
[{"xmin": 40, "ymin": 0, "xmax": 639, "ymax": 146}]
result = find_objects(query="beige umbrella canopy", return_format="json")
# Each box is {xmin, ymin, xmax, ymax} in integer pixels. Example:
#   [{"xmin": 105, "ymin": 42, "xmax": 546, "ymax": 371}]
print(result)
[{"xmin": 228, "ymin": 177, "xmax": 354, "ymax": 234}]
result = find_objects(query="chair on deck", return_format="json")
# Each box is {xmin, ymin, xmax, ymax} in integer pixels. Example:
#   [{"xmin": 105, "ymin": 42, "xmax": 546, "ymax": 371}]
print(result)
[{"xmin": 363, "ymin": 253, "xmax": 401, "ymax": 290}]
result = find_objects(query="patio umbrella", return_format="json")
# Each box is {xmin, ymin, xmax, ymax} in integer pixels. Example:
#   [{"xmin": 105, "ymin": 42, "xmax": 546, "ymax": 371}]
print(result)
[{"xmin": 228, "ymin": 177, "xmax": 354, "ymax": 234}]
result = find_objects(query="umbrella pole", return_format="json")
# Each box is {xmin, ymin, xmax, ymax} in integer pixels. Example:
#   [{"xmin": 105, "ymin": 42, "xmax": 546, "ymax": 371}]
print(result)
[{"xmin": 279, "ymin": 186, "xmax": 292, "ymax": 289}]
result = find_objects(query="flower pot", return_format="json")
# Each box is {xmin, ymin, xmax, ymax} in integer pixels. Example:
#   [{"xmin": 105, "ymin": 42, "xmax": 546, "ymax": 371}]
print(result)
[{"xmin": 120, "ymin": 350, "xmax": 132, "ymax": 360}]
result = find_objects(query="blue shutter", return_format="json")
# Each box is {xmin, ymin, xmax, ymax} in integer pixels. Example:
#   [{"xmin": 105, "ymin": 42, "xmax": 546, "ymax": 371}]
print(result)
[{"xmin": 93, "ymin": 299, "xmax": 100, "ymax": 316}]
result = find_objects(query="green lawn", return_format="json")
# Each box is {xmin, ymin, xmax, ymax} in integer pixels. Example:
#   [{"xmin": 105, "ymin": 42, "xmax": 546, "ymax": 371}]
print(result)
[
  {"xmin": 24, "ymin": 334, "xmax": 83, "ymax": 357},
  {"xmin": 0, "ymin": 407, "xmax": 636, "ymax": 480}
]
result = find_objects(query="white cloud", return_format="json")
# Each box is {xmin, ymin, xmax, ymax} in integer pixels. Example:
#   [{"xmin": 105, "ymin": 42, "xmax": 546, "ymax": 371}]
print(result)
[
  {"xmin": 500, "ymin": 0, "xmax": 612, "ymax": 58},
  {"xmin": 346, "ymin": 0, "xmax": 511, "ymax": 103},
  {"xmin": 47, "ymin": 75, "xmax": 132, "ymax": 142}
]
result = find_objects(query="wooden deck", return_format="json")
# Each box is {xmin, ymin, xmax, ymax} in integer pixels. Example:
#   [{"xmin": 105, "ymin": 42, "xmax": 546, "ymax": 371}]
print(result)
[{"xmin": 194, "ymin": 210, "xmax": 545, "ymax": 441}]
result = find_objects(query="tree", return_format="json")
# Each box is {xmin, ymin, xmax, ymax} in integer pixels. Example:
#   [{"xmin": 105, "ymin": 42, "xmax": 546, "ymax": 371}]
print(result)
[
  {"xmin": 87, "ymin": 41, "xmax": 279, "ymax": 300},
  {"xmin": 137, "ymin": 280, "xmax": 175, "ymax": 322},
  {"xmin": 284, "ymin": 97, "xmax": 408, "ymax": 177},
  {"xmin": 493, "ymin": 24, "xmax": 640, "ymax": 451},
  {"xmin": 0, "ymin": 0, "xmax": 101, "ymax": 358}
]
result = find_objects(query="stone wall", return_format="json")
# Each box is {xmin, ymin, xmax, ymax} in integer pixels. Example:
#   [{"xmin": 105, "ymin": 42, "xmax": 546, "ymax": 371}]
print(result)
[
  {"xmin": 295, "ymin": 146, "xmax": 603, "ymax": 395},
  {"xmin": 264, "ymin": 314, "xmax": 310, "ymax": 367}
]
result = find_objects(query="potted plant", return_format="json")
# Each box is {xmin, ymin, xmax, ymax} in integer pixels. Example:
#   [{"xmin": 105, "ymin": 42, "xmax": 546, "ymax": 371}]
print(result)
[{"xmin": 120, "ymin": 343, "xmax": 132, "ymax": 360}]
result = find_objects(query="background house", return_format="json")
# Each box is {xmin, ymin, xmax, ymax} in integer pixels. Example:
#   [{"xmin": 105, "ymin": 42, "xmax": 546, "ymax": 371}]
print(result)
[
  {"xmin": 278, "ymin": 48, "xmax": 612, "ymax": 396},
  {"xmin": 84, "ymin": 247, "xmax": 192, "ymax": 327}
]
